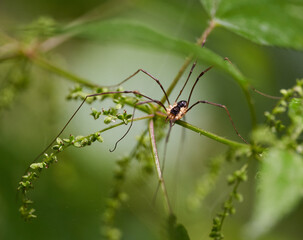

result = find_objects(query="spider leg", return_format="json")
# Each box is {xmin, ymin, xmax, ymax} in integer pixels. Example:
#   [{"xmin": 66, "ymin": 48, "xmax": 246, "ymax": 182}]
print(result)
[
  {"xmin": 175, "ymin": 61, "xmax": 197, "ymax": 102},
  {"xmin": 105, "ymin": 69, "xmax": 171, "ymax": 105},
  {"xmin": 174, "ymin": 40, "xmax": 208, "ymax": 103},
  {"xmin": 224, "ymin": 57, "xmax": 281, "ymax": 100},
  {"xmin": 187, "ymin": 100, "xmax": 248, "ymax": 144},
  {"xmin": 26, "ymin": 90, "xmax": 165, "ymax": 173},
  {"xmin": 187, "ymin": 66, "xmax": 213, "ymax": 105},
  {"xmin": 109, "ymin": 99, "xmax": 162, "ymax": 152}
]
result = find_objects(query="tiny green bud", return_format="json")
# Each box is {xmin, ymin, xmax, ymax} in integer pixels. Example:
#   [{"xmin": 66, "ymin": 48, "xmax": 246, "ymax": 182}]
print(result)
[
  {"xmin": 227, "ymin": 175, "xmax": 235, "ymax": 185},
  {"xmin": 56, "ymin": 137, "xmax": 64, "ymax": 145},
  {"xmin": 30, "ymin": 162, "xmax": 44, "ymax": 169},
  {"xmin": 235, "ymin": 193, "xmax": 243, "ymax": 202},
  {"xmin": 229, "ymin": 207, "xmax": 236, "ymax": 215},
  {"xmin": 73, "ymin": 141, "xmax": 82, "ymax": 148},
  {"xmin": 115, "ymin": 103, "xmax": 122, "ymax": 109},
  {"xmin": 104, "ymin": 116, "xmax": 113, "ymax": 124},
  {"xmin": 52, "ymin": 145, "xmax": 60, "ymax": 150},
  {"xmin": 96, "ymin": 135, "xmax": 103, "ymax": 142},
  {"xmin": 280, "ymin": 89, "xmax": 288, "ymax": 96}
]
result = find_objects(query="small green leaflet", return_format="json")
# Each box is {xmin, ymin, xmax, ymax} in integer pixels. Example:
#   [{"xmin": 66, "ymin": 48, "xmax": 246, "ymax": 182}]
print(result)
[{"xmin": 246, "ymin": 148, "xmax": 303, "ymax": 238}]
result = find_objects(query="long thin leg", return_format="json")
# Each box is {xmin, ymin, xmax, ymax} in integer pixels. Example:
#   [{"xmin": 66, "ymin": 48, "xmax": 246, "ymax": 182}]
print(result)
[
  {"xmin": 175, "ymin": 40, "xmax": 207, "ymax": 103},
  {"xmin": 25, "ymin": 90, "xmax": 166, "ymax": 174},
  {"xmin": 224, "ymin": 57, "xmax": 281, "ymax": 100},
  {"xmin": 250, "ymin": 86, "xmax": 281, "ymax": 100},
  {"xmin": 187, "ymin": 100, "xmax": 248, "ymax": 144},
  {"xmin": 154, "ymin": 118, "xmax": 185, "ymax": 209},
  {"xmin": 175, "ymin": 61, "xmax": 197, "ymax": 103},
  {"xmin": 110, "ymin": 99, "xmax": 160, "ymax": 152},
  {"xmin": 187, "ymin": 66, "xmax": 213, "ymax": 105},
  {"xmin": 105, "ymin": 69, "xmax": 171, "ymax": 105}
]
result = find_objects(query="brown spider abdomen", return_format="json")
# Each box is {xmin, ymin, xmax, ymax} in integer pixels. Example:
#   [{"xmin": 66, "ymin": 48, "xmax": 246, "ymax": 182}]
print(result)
[{"xmin": 166, "ymin": 100, "xmax": 188, "ymax": 122}]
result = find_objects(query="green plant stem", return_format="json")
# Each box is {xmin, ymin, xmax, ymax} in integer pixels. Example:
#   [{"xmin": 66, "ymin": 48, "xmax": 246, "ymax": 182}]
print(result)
[
  {"xmin": 30, "ymin": 55, "xmax": 100, "ymax": 88},
  {"xmin": 123, "ymin": 97, "xmax": 249, "ymax": 148},
  {"xmin": 177, "ymin": 118, "xmax": 248, "ymax": 148},
  {"xmin": 149, "ymin": 119, "xmax": 173, "ymax": 214},
  {"xmin": 153, "ymin": 111, "xmax": 248, "ymax": 148},
  {"xmin": 219, "ymin": 181, "xmax": 241, "ymax": 232},
  {"xmin": 160, "ymin": 20, "xmax": 216, "ymax": 104}
]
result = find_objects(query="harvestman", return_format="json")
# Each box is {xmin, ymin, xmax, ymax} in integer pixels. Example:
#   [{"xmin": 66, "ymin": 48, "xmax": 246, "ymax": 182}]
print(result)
[
  {"xmin": 21, "ymin": 43, "xmax": 261, "ymax": 218},
  {"xmin": 20, "ymin": 38, "xmax": 282, "ymax": 219},
  {"xmin": 27, "ymin": 50, "xmax": 249, "ymax": 180},
  {"xmin": 30, "ymin": 59, "xmax": 246, "ymax": 215}
]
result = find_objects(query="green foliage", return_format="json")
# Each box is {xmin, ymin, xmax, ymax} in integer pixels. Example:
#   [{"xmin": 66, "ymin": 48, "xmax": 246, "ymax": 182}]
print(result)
[
  {"xmin": 247, "ymin": 80, "xmax": 303, "ymax": 238},
  {"xmin": 200, "ymin": 0, "xmax": 303, "ymax": 50},
  {"xmin": 1, "ymin": 1, "xmax": 302, "ymax": 239},
  {"xmin": 20, "ymin": 16, "xmax": 61, "ymax": 43},
  {"xmin": 102, "ymin": 155, "xmax": 130, "ymax": 240},
  {"xmin": 17, "ymin": 87, "xmax": 144, "ymax": 221},
  {"xmin": 209, "ymin": 164, "xmax": 248, "ymax": 240},
  {"xmin": 187, "ymin": 155, "xmax": 224, "ymax": 210},
  {"xmin": 18, "ymin": 132, "xmax": 104, "ymax": 220},
  {"xmin": 0, "ymin": 58, "xmax": 31, "ymax": 111},
  {"xmin": 67, "ymin": 20, "xmax": 252, "ymax": 90},
  {"xmin": 167, "ymin": 215, "xmax": 190, "ymax": 240}
]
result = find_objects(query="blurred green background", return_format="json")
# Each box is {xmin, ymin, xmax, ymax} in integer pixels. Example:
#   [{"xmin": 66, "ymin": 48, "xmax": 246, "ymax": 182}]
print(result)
[{"xmin": 1, "ymin": 0, "xmax": 303, "ymax": 239}]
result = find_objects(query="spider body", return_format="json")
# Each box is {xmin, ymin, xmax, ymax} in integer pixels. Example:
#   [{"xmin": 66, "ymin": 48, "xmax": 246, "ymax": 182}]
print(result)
[{"xmin": 166, "ymin": 100, "xmax": 188, "ymax": 122}]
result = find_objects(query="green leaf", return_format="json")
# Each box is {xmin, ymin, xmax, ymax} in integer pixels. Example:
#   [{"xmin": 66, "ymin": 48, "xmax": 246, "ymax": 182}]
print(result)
[
  {"xmin": 201, "ymin": 0, "xmax": 303, "ymax": 49},
  {"xmin": 167, "ymin": 215, "xmax": 190, "ymax": 240},
  {"xmin": 199, "ymin": 0, "xmax": 221, "ymax": 18},
  {"xmin": 66, "ymin": 20, "xmax": 251, "ymax": 89},
  {"xmin": 246, "ymin": 148, "xmax": 303, "ymax": 238}
]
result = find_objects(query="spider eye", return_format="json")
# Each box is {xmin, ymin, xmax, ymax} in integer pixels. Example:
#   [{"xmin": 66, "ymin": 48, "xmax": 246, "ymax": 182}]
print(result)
[{"xmin": 177, "ymin": 100, "xmax": 187, "ymax": 108}]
